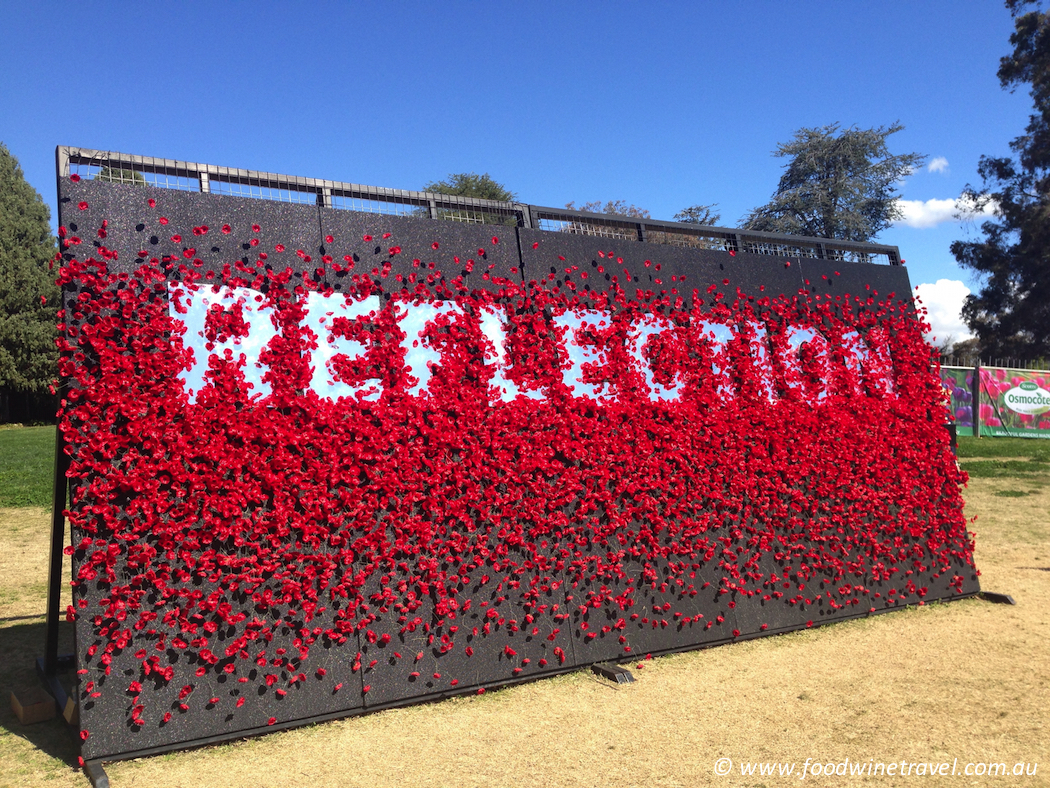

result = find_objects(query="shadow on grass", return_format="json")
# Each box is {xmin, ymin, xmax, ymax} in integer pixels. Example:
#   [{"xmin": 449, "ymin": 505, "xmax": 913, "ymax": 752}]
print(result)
[{"xmin": 0, "ymin": 619, "xmax": 80, "ymax": 767}]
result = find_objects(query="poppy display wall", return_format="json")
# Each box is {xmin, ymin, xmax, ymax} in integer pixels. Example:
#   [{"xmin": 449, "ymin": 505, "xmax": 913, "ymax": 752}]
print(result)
[{"xmin": 54, "ymin": 176, "xmax": 979, "ymax": 763}]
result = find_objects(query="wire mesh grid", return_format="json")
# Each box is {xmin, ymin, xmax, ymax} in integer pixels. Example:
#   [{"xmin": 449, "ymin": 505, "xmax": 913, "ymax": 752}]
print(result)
[
  {"xmin": 737, "ymin": 241, "xmax": 894, "ymax": 265},
  {"xmin": 329, "ymin": 194, "xmax": 421, "ymax": 217},
  {"xmin": 537, "ymin": 216, "xmax": 639, "ymax": 240},
  {"xmin": 210, "ymin": 179, "xmax": 320, "ymax": 206},
  {"xmin": 440, "ymin": 208, "xmax": 488, "ymax": 224},
  {"xmin": 644, "ymin": 228, "xmax": 735, "ymax": 252},
  {"xmin": 743, "ymin": 240, "xmax": 822, "ymax": 259},
  {"xmin": 437, "ymin": 204, "xmax": 522, "ymax": 227},
  {"xmin": 67, "ymin": 159, "xmax": 200, "ymax": 192},
  {"xmin": 827, "ymin": 248, "xmax": 893, "ymax": 265}
]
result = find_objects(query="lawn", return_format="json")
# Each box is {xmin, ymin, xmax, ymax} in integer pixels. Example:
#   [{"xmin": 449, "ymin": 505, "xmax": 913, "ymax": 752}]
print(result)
[
  {"xmin": 957, "ymin": 435, "xmax": 1050, "ymax": 498},
  {"xmin": 957, "ymin": 434, "xmax": 1050, "ymax": 460},
  {"xmin": 0, "ymin": 427, "xmax": 1046, "ymax": 787},
  {"xmin": 0, "ymin": 426, "xmax": 56, "ymax": 508}
]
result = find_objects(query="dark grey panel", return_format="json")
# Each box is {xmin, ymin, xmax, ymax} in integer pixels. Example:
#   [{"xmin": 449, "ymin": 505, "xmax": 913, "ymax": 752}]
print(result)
[
  {"xmin": 318, "ymin": 209, "xmax": 521, "ymax": 301},
  {"xmin": 356, "ymin": 565, "xmax": 573, "ymax": 708},
  {"xmin": 517, "ymin": 229, "xmax": 826, "ymax": 317},
  {"xmin": 519, "ymin": 228, "xmax": 696, "ymax": 311},
  {"xmin": 796, "ymin": 258, "xmax": 915, "ymax": 318},
  {"xmin": 77, "ymin": 597, "xmax": 365, "ymax": 760},
  {"xmin": 58, "ymin": 178, "xmax": 324, "ymax": 283},
  {"xmin": 616, "ymin": 560, "xmax": 737, "ymax": 657}
]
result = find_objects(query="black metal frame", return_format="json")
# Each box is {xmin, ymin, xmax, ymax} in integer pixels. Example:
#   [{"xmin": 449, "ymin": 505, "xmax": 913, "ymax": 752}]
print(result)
[{"xmin": 43, "ymin": 428, "xmax": 69, "ymax": 675}]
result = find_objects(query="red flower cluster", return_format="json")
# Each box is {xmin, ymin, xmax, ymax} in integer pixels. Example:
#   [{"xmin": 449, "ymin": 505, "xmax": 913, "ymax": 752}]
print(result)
[{"xmin": 56, "ymin": 206, "xmax": 974, "ymax": 732}]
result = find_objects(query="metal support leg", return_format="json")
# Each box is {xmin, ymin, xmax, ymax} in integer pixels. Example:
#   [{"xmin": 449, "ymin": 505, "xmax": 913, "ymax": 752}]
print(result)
[{"xmin": 44, "ymin": 425, "xmax": 70, "ymax": 674}]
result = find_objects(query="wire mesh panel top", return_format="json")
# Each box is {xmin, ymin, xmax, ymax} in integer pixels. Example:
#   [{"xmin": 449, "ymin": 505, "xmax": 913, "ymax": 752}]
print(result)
[{"xmin": 536, "ymin": 213, "xmax": 640, "ymax": 240}]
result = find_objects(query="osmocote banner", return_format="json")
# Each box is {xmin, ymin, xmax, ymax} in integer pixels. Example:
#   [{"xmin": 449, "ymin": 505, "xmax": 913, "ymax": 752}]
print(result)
[{"xmin": 977, "ymin": 366, "xmax": 1050, "ymax": 438}]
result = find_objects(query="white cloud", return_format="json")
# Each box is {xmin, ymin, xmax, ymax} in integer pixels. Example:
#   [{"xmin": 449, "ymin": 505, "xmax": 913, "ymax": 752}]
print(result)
[
  {"xmin": 928, "ymin": 156, "xmax": 949, "ymax": 174},
  {"xmin": 914, "ymin": 279, "xmax": 974, "ymax": 344},
  {"xmin": 893, "ymin": 195, "xmax": 997, "ymax": 229}
]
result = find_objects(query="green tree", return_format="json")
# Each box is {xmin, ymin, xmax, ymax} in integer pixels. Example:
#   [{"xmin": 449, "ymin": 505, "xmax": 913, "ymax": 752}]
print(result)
[
  {"xmin": 0, "ymin": 143, "xmax": 58, "ymax": 421},
  {"xmin": 423, "ymin": 172, "xmax": 516, "ymax": 202},
  {"xmin": 950, "ymin": 0, "xmax": 1050, "ymax": 360},
  {"xmin": 422, "ymin": 172, "xmax": 517, "ymax": 225},
  {"xmin": 673, "ymin": 204, "xmax": 721, "ymax": 225},
  {"xmin": 742, "ymin": 123, "xmax": 926, "ymax": 242}
]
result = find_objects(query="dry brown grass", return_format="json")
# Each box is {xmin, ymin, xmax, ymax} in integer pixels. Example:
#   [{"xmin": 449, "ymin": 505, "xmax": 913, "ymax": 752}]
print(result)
[{"xmin": 1, "ymin": 475, "xmax": 1047, "ymax": 788}]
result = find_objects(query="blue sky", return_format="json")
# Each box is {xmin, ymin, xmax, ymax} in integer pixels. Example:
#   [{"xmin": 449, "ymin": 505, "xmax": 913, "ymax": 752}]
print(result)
[{"xmin": 1, "ymin": 1, "xmax": 1034, "ymax": 345}]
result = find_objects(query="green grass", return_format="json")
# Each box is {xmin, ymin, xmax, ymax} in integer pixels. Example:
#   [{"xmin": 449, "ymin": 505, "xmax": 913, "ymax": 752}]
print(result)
[
  {"xmin": 957, "ymin": 435, "xmax": 1050, "ymax": 460},
  {"xmin": 960, "ymin": 457, "xmax": 1050, "ymax": 479},
  {"xmin": 0, "ymin": 425, "xmax": 56, "ymax": 507},
  {"xmin": 956, "ymin": 435, "xmax": 1050, "ymax": 492}
]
